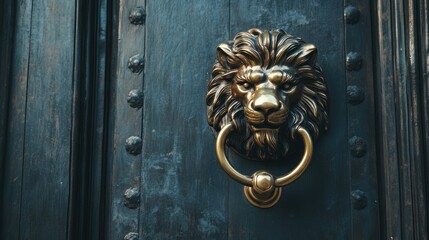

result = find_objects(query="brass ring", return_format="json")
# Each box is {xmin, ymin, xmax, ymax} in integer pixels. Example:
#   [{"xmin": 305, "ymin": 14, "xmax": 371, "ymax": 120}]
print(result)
[{"xmin": 215, "ymin": 123, "xmax": 313, "ymax": 187}]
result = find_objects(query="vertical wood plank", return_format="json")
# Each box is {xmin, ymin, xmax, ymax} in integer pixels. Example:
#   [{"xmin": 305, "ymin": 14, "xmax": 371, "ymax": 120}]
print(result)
[
  {"xmin": 417, "ymin": 2, "xmax": 429, "ymax": 236},
  {"xmin": 18, "ymin": 0, "xmax": 76, "ymax": 239},
  {"xmin": 228, "ymin": 1, "xmax": 351, "ymax": 239},
  {"xmin": 392, "ymin": 1, "xmax": 416, "ymax": 237},
  {"xmin": 402, "ymin": 1, "xmax": 428, "ymax": 238},
  {"xmin": 372, "ymin": 1, "xmax": 402, "ymax": 238},
  {"xmin": 86, "ymin": 1, "xmax": 109, "ymax": 238},
  {"xmin": 373, "ymin": 0, "xmax": 429, "ymax": 238},
  {"xmin": 344, "ymin": 1, "xmax": 380, "ymax": 238},
  {"xmin": 0, "ymin": 1, "xmax": 32, "ymax": 239},
  {"xmin": 67, "ymin": 0, "xmax": 109, "ymax": 239},
  {"xmin": 140, "ymin": 1, "xmax": 229, "ymax": 239},
  {"xmin": 105, "ymin": 0, "xmax": 145, "ymax": 239},
  {"xmin": 0, "ymin": 0, "xmax": 15, "ymax": 183}
]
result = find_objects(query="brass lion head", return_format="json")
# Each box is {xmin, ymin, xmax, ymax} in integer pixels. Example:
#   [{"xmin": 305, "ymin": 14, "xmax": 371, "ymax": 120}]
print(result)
[{"xmin": 206, "ymin": 28, "xmax": 328, "ymax": 160}]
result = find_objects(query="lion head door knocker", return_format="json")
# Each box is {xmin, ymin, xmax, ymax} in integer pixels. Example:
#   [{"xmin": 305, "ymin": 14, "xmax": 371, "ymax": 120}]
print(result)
[{"xmin": 206, "ymin": 28, "xmax": 328, "ymax": 208}]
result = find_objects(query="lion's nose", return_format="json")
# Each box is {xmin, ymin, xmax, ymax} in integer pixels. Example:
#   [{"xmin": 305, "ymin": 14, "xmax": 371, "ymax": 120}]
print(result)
[{"xmin": 253, "ymin": 90, "xmax": 280, "ymax": 115}]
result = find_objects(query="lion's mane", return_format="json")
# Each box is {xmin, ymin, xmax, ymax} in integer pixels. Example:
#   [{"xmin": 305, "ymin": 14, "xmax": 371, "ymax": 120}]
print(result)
[{"xmin": 206, "ymin": 28, "xmax": 328, "ymax": 160}]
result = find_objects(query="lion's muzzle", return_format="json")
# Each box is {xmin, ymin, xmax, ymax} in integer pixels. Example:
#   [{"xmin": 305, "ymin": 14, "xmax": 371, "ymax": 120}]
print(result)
[
  {"xmin": 252, "ymin": 89, "xmax": 280, "ymax": 114},
  {"xmin": 245, "ymin": 88, "xmax": 287, "ymax": 128}
]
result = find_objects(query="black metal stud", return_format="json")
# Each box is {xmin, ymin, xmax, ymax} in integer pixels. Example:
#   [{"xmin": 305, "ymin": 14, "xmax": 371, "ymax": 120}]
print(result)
[
  {"xmin": 347, "ymin": 85, "xmax": 365, "ymax": 105},
  {"xmin": 349, "ymin": 136, "xmax": 367, "ymax": 158},
  {"xmin": 128, "ymin": 54, "xmax": 145, "ymax": 73},
  {"xmin": 346, "ymin": 52, "xmax": 362, "ymax": 71},
  {"xmin": 123, "ymin": 188, "xmax": 140, "ymax": 209},
  {"xmin": 125, "ymin": 136, "xmax": 142, "ymax": 155},
  {"xmin": 344, "ymin": 5, "xmax": 360, "ymax": 24},
  {"xmin": 127, "ymin": 89, "xmax": 143, "ymax": 109},
  {"xmin": 351, "ymin": 190, "xmax": 367, "ymax": 210},
  {"xmin": 129, "ymin": 6, "xmax": 146, "ymax": 25}
]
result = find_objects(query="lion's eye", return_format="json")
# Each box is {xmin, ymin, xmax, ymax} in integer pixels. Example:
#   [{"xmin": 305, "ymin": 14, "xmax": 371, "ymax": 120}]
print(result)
[
  {"xmin": 240, "ymin": 82, "xmax": 253, "ymax": 89},
  {"xmin": 282, "ymin": 83, "xmax": 293, "ymax": 91}
]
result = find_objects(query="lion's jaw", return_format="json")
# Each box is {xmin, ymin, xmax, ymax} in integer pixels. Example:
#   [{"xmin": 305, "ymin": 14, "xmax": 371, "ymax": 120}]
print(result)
[
  {"xmin": 245, "ymin": 127, "xmax": 283, "ymax": 160},
  {"xmin": 243, "ymin": 101, "xmax": 288, "ymax": 160}
]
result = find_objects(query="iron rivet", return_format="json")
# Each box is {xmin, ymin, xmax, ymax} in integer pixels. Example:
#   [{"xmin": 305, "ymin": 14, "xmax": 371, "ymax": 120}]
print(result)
[
  {"xmin": 347, "ymin": 85, "xmax": 365, "ymax": 105},
  {"xmin": 349, "ymin": 136, "xmax": 367, "ymax": 157},
  {"xmin": 344, "ymin": 5, "xmax": 360, "ymax": 24},
  {"xmin": 129, "ymin": 7, "xmax": 146, "ymax": 25},
  {"xmin": 127, "ymin": 89, "xmax": 143, "ymax": 109},
  {"xmin": 346, "ymin": 52, "xmax": 362, "ymax": 71},
  {"xmin": 125, "ymin": 136, "xmax": 142, "ymax": 155},
  {"xmin": 128, "ymin": 54, "xmax": 145, "ymax": 73},
  {"xmin": 124, "ymin": 188, "xmax": 140, "ymax": 209},
  {"xmin": 351, "ymin": 190, "xmax": 367, "ymax": 210},
  {"xmin": 124, "ymin": 232, "xmax": 139, "ymax": 240}
]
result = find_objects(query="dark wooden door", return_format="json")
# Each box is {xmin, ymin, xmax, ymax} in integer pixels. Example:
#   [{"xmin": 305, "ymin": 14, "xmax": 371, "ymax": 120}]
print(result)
[
  {"xmin": 0, "ymin": 0, "xmax": 428, "ymax": 240},
  {"xmin": 107, "ymin": 1, "xmax": 379, "ymax": 239}
]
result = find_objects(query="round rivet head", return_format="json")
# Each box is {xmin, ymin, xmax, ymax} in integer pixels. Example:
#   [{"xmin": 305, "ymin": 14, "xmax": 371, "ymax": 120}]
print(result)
[
  {"xmin": 128, "ymin": 54, "xmax": 145, "ymax": 73},
  {"xmin": 129, "ymin": 7, "xmax": 146, "ymax": 25},
  {"xmin": 349, "ymin": 136, "xmax": 367, "ymax": 157},
  {"xmin": 347, "ymin": 85, "xmax": 365, "ymax": 105},
  {"xmin": 127, "ymin": 89, "xmax": 143, "ymax": 109},
  {"xmin": 124, "ymin": 232, "xmax": 139, "ymax": 240},
  {"xmin": 125, "ymin": 136, "xmax": 142, "ymax": 155},
  {"xmin": 351, "ymin": 190, "xmax": 367, "ymax": 210},
  {"xmin": 124, "ymin": 188, "xmax": 140, "ymax": 209},
  {"xmin": 346, "ymin": 52, "xmax": 363, "ymax": 71},
  {"xmin": 344, "ymin": 5, "xmax": 360, "ymax": 24}
]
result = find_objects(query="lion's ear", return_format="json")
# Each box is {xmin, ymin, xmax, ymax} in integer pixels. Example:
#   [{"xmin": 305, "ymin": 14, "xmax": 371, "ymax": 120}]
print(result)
[
  {"xmin": 217, "ymin": 43, "xmax": 236, "ymax": 69},
  {"xmin": 293, "ymin": 43, "xmax": 318, "ymax": 66}
]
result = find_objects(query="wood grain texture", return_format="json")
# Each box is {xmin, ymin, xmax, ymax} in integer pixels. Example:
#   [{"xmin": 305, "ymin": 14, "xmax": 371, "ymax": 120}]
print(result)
[
  {"xmin": 372, "ymin": 1, "xmax": 402, "ymax": 238},
  {"xmin": 0, "ymin": 1, "xmax": 33, "ymax": 238},
  {"xmin": 104, "ymin": 0, "xmax": 146, "ymax": 239},
  {"xmin": 18, "ymin": 0, "xmax": 76, "ymax": 239},
  {"xmin": 372, "ymin": 0, "xmax": 429, "ymax": 239},
  {"xmin": 86, "ymin": 1, "xmax": 109, "ymax": 238},
  {"xmin": 417, "ymin": 3, "xmax": 429, "ymax": 236},
  {"xmin": 402, "ymin": 1, "xmax": 429, "ymax": 238},
  {"xmin": 0, "ymin": 0, "xmax": 17, "ymax": 236},
  {"xmin": 68, "ymin": 0, "xmax": 109, "ymax": 239},
  {"xmin": 344, "ymin": 1, "xmax": 380, "ymax": 239},
  {"xmin": 140, "ymin": 1, "xmax": 230, "ymax": 239},
  {"xmin": 0, "ymin": 0, "xmax": 15, "ymax": 195},
  {"xmin": 1, "ymin": 0, "xmax": 428, "ymax": 239},
  {"xmin": 1, "ymin": 0, "xmax": 110, "ymax": 238},
  {"xmin": 228, "ymin": 1, "xmax": 351, "ymax": 239}
]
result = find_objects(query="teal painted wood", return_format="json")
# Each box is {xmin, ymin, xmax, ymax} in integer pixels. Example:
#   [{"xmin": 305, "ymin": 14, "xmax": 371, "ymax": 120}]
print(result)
[
  {"xmin": 139, "ymin": 1, "xmax": 230, "ymax": 239},
  {"xmin": 344, "ymin": 0, "xmax": 380, "ymax": 239},
  {"xmin": 372, "ymin": 0, "xmax": 429, "ymax": 238},
  {"xmin": 1, "ymin": 0, "xmax": 33, "ymax": 238},
  {"xmin": 20, "ymin": 0, "xmax": 76, "ymax": 238},
  {"xmin": 227, "ymin": 1, "xmax": 351, "ymax": 239},
  {"xmin": 136, "ymin": 0, "xmax": 370, "ymax": 239},
  {"xmin": 67, "ymin": 0, "xmax": 109, "ymax": 239},
  {"xmin": 104, "ymin": 0, "xmax": 146, "ymax": 239},
  {"xmin": 1, "ymin": 0, "xmax": 428, "ymax": 239},
  {"xmin": 0, "ymin": 0, "xmax": 84, "ymax": 238},
  {"xmin": 0, "ymin": 0, "xmax": 15, "ymax": 209},
  {"xmin": 0, "ymin": 1, "xmax": 26, "ymax": 239}
]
